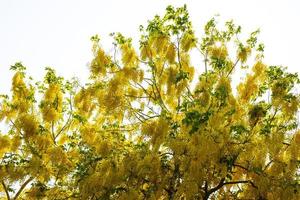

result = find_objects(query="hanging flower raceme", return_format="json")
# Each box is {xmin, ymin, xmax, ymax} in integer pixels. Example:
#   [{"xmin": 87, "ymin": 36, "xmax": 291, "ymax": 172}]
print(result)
[
  {"xmin": 120, "ymin": 42, "xmax": 138, "ymax": 68},
  {"xmin": 17, "ymin": 113, "xmax": 39, "ymax": 139},
  {"xmin": 180, "ymin": 30, "xmax": 197, "ymax": 52},
  {"xmin": 90, "ymin": 48, "xmax": 112, "ymax": 76},
  {"xmin": 40, "ymin": 84, "xmax": 63, "ymax": 122},
  {"xmin": 11, "ymin": 72, "xmax": 32, "ymax": 113}
]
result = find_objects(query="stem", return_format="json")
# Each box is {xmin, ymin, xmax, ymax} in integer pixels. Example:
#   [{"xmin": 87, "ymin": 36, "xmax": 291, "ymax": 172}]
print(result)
[
  {"xmin": 226, "ymin": 58, "xmax": 240, "ymax": 77},
  {"xmin": 51, "ymin": 121, "xmax": 56, "ymax": 144},
  {"xmin": 56, "ymin": 93, "xmax": 73, "ymax": 139},
  {"xmin": 204, "ymin": 52, "xmax": 208, "ymax": 81},
  {"xmin": 1, "ymin": 181, "xmax": 10, "ymax": 200},
  {"xmin": 176, "ymin": 35, "xmax": 183, "ymax": 70},
  {"xmin": 9, "ymin": 120, "xmax": 23, "ymax": 136}
]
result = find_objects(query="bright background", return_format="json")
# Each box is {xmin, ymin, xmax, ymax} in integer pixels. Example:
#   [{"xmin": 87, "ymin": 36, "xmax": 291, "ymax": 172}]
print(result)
[{"xmin": 1, "ymin": 0, "xmax": 300, "ymax": 94}]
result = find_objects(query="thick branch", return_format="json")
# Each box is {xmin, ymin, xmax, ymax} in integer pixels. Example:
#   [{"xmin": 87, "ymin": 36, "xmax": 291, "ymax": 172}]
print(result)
[
  {"xmin": 13, "ymin": 176, "xmax": 34, "ymax": 200},
  {"xmin": 204, "ymin": 178, "xmax": 225, "ymax": 199},
  {"xmin": 204, "ymin": 178, "xmax": 257, "ymax": 200}
]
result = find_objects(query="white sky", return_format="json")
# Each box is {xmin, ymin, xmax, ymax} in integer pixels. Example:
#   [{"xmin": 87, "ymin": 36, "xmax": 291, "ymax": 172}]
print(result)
[{"xmin": 0, "ymin": 0, "xmax": 300, "ymax": 94}]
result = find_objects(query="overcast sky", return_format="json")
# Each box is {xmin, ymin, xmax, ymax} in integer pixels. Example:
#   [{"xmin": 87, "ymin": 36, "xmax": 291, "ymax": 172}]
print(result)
[{"xmin": 1, "ymin": 0, "xmax": 300, "ymax": 94}]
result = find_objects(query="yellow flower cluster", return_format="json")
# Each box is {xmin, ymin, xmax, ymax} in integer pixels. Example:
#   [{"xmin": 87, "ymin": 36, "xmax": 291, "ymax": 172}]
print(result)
[
  {"xmin": 81, "ymin": 127, "xmax": 116, "ymax": 157},
  {"xmin": 0, "ymin": 134, "xmax": 10, "ymax": 157},
  {"xmin": 4, "ymin": 165, "xmax": 26, "ymax": 182},
  {"xmin": 142, "ymin": 118, "xmax": 169, "ymax": 148},
  {"xmin": 17, "ymin": 113, "xmax": 39, "ymax": 138},
  {"xmin": 287, "ymin": 131, "xmax": 300, "ymax": 161},
  {"xmin": 238, "ymin": 61, "xmax": 266, "ymax": 103},
  {"xmin": 237, "ymin": 46, "xmax": 251, "ymax": 63},
  {"xmin": 141, "ymin": 34, "xmax": 176, "ymax": 64},
  {"xmin": 295, "ymin": 131, "xmax": 300, "ymax": 144},
  {"xmin": 166, "ymin": 43, "xmax": 176, "ymax": 64},
  {"xmin": 140, "ymin": 43, "xmax": 153, "ymax": 61},
  {"xmin": 80, "ymin": 125, "xmax": 96, "ymax": 145},
  {"xmin": 217, "ymin": 76, "xmax": 232, "ymax": 94},
  {"xmin": 12, "ymin": 72, "xmax": 27, "ymax": 96},
  {"xmin": 208, "ymin": 44, "xmax": 228, "ymax": 59},
  {"xmin": 180, "ymin": 31, "xmax": 197, "ymax": 52},
  {"xmin": 74, "ymin": 88, "xmax": 95, "ymax": 116},
  {"xmin": 121, "ymin": 43, "xmax": 138, "ymax": 68},
  {"xmin": 34, "ymin": 134, "xmax": 51, "ymax": 152},
  {"xmin": 149, "ymin": 35, "xmax": 170, "ymax": 56},
  {"xmin": 252, "ymin": 61, "xmax": 266, "ymax": 76},
  {"xmin": 98, "ymin": 78, "xmax": 126, "ymax": 119},
  {"xmin": 48, "ymin": 146, "xmax": 71, "ymax": 167},
  {"xmin": 164, "ymin": 65, "xmax": 178, "ymax": 93},
  {"xmin": 90, "ymin": 48, "xmax": 111, "ymax": 76},
  {"xmin": 11, "ymin": 72, "xmax": 31, "ymax": 113},
  {"xmin": 10, "ymin": 135, "xmax": 21, "ymax": 151},
  {"xmin": 137, "ymin": 154, "xmax": 161, "ymax": 181},
  {"xmin": 122, "ymin": 67, "xmax": 144, "ymax": 83},
  {"xmin": 282, "ymin": 96, "xmax": 299, "ymax": 118},
  {"xmin": 180, "ymin": 53, "xmax": 195, "ymax": 81},
  {"xmin": 41, "ymin": 84, "xmax": 63, "ymax": 122}
]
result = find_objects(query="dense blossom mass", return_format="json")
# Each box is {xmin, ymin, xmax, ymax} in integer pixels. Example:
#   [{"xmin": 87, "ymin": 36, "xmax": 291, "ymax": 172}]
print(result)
[{"xmin": 1, "ymin": 5, "xmax": 300, "ymax": 200}]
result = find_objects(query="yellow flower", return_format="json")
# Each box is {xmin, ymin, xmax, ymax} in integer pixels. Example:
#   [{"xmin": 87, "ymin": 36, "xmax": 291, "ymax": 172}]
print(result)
[
  {"xmin": 237, "ymin": 46, "xmax": 251, "ymax": 63},
  {"xmin": 237, "ymin": 74, "xmax": 258, "ymax": 102},
  {"xmin": 122, "ymin": 67, "xmax": 139, "ymax": 82},
  {"xmin": 10, "ymin": 135, "xmax": 21, "ymax": 151},
  {"xmin": 208, "ymin": 44, "xmax": 228, "ymax": 59},
  {"xmin": 121, "ymin": 43, "xmax": 138, "ymax": 68},
  {"xmin": 217, "ymin": 76, "xmax": 232, "ymax": 94},
  {"xmin": 181, "ymin": 31, "xmax": 197, "ymax": 52},
  {"xmin": 155, "ymin": 35, "xmax": 170, "ymax": 55},
  {"xmin": 48, "ymin": 146, "xmax": 69, "ymax": 166},
  {"xmin": 282, "ymin": 96, "xmax": 299, "ymax": 118},
  {"xmin": 166, "ymin": 43, "xmax": 176, "ymax": 63},
  {"xmin": 41, "ymin": 84, "xmax": 63, "ymax": 122},
  {"xmin": 0, "ymin": 135, "xmax": 10, "ymax": 157},
  {"xmin": 142, "ymin": 118, "xmax": 169, "ymax": 146},
  {"xmin": 45, "ymin": 84, "xmax": 60, "ymax": 101},
  {"xmin": 18, "ymin": 114, "xmax": 39, "ymax": 138},
  {"xmin": 80, "ymin": 125, "xmax": 96, "ymax": 144},
  {"xmin": 90, "ymin": 48, "xmax": 111, "ymax": 75},
  {"xmin": 35, "ymin": 135, "xmax": 51, "ymax": 151},
  {"xmin": 11, "ymin": 72, "xmax": 31, "ymax": 113},
  {"xmin": 252, "ymin": 61, "xmax": 266, "ymax": 75},
  {"xmin": 294, "ymin": 131, "xmax": 300, "ymax": 144}
]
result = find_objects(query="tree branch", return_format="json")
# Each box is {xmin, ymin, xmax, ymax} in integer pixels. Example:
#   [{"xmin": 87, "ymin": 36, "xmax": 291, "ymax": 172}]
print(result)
[
  {"xmin": 226, "ymin": 58, "xmax": 240, "ymax": 77},
  {"xmin": 56, "ymin": 93, "xmax": 73, "ymax": 140},
  {"xmin": 1, "ymin": 180, "xmax": 10, "ymax": 200},
  {"xmin": 204, "ymin": 178, "xmax": 257, "ymax": 199},
  {"xmin": 206, "ymin": 178, "xmax": 225, "ymax": 197},
  {"xmin": 233, "ymin": 163, "xmax": 249, "ymax": 171},
  {"xmin": 13, "ymin": 176, "xmax": 34, "ymax": 200}
]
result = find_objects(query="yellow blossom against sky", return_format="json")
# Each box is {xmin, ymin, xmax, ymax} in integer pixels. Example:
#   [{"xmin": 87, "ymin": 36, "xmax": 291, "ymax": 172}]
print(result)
[
  {"xmin": 0, "ymin": 0, "xmax": 300, "ymax": 94},
  {"xmin": 1, "ymin": 2, "xmax": 300, "ymax": 199}
]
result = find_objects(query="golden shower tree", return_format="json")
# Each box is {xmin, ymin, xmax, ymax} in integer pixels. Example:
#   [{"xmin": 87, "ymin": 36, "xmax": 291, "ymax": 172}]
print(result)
[{"xmin": 1, "ymin": 5, "xmax": 300, "ymax": 200}]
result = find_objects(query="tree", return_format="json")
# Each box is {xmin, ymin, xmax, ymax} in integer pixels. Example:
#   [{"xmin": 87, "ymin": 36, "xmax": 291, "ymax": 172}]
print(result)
[{"xmin": 0, "ymin": 5, "xmax": 300, "ymax": 200}]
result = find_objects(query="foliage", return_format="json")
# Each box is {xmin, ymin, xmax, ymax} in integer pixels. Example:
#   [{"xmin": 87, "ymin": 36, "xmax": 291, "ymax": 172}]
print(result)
[{"xmin": 1, "ymin": 5, "xmax": 300, "ymax": 200}]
